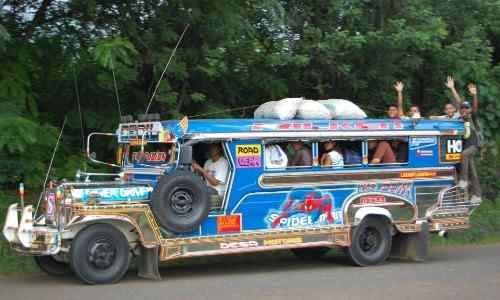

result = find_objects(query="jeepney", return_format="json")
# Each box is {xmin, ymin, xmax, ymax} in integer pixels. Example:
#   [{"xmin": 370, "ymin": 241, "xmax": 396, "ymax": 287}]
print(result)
[{"xmin": 3, "ymin": 116, "xmax": 477, "ymax": 284}]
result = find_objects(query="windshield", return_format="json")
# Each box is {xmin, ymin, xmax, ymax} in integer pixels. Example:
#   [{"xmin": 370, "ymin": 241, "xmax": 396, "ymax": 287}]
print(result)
[{"xmin": 125, "ymin": 142, "xmax": 176, "ymax": 165}]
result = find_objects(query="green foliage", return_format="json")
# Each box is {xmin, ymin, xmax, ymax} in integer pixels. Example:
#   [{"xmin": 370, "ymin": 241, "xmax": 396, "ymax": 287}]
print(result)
[{"xmin": 0, "ymin": 0, "xmax": 498, "ymax": 195}]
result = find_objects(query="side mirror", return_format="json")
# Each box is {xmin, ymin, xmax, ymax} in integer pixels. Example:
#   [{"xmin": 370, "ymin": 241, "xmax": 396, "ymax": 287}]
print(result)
[{"xmin": 179, "ymin": 145, "xmax": 192, "ymax": 165}]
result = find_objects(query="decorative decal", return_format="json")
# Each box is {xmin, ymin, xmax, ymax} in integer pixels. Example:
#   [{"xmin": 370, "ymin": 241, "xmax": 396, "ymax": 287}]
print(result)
[
  {"xmin": 251, "ymin": 120, "xmax": 404, "ymax": 131},
  {"xmin": 400, "ymin": 171, "xmax": 437, "ymax": 178},
  {"xmin": 220, "ymin": 241, "xmax": 258, "ymax": 249},
  {"xmin": 217, "ymin": 215, "xmax": 241, "ymax": 233},
  {"xmin": 235, "ymin": 144, "xmax": 261, "ymax": 168},
  {"xmin": 410, "ymin": 137, "xmax": 436, "ymax": 157},
  {"xmin": 265, "ymin": 189, "xmax": 343, "ymax": 229},
  {"xmin": 71, "ymin": 186, "xmax": 153, "ymax": 202},
  {"xmin": 132, "ymin": 151, "xmax": 167, "ymax": 162},
  {"xmin": 441, "ymin": 137, "xmax": 462, "ymax": 161},
  {"xmin": 360, "ymin": 195, "xmax": 386, "ymax": 204},
  {"xmin": 263, "ymin": 237, "xmax": 303, "ymax": 246},
  {"xmin": 358, "ymin": 182, "xmax": 412, "ymax": 199}
]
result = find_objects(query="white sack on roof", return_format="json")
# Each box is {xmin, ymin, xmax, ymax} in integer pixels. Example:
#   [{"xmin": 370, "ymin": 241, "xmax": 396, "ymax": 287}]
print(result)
[
  {"xmin": 295, "ymin": 100, "xmax": 332, "ymax": 120},
  {"xmin": 254, "ymin": 98, "xmax": 303, "ymax": 120},
  {"xmin": 254, "ymin": 101, "xmax": 276, "ymax": 119},
  {"xmin": 318, "ymin": 99, "xmax": 367, "ymax": 119}
]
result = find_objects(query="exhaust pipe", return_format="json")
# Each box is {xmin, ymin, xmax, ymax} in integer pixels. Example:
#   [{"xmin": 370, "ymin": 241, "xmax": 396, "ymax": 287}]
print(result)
[{"xmin": 438, "ymin": 230, "xmax": 449, "ymax": 238}]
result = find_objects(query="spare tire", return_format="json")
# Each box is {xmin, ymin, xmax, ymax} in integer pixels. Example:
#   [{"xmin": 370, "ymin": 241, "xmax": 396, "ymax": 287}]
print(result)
[{"xmin": 151, "ymin": 170, "xmax": 211, "ymax": 233}]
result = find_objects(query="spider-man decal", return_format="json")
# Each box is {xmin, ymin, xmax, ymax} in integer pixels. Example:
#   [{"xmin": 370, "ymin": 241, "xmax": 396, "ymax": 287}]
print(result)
[{"xmin": 271, "ymin": 190, "xmax": 334, "ymax": 228}]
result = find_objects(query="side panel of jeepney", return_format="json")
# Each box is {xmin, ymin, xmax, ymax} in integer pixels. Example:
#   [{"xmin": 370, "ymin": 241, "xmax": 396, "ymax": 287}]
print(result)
[{"xmin": 180, "ymin": 134, "xmax": 458, "ymax": 237}]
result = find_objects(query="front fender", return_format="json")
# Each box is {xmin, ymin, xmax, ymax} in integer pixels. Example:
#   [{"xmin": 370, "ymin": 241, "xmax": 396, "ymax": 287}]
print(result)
[{"xmin": 65, "ymin": 213, "xmax": 161, "ymax": 248}]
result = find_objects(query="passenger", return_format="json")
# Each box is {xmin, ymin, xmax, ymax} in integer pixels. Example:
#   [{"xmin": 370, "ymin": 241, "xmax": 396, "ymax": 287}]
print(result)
[
  {"xmin": 430, "ymin": 76, "xmax": 461, "ymax": 119},
  {"xmin": 430, "ymin": 103, "xmax": 460, "ymax": 120},
  {"xmin": 320, "ymin": 141, "xmax": 344, "ymax": 168},
  {"xmin": 192, "ymin": 143, "xmax": 229, "ymax": 197},
  {"xmin": 393, "ymin": 81, "xmax": 404, "ymax": 119},
  {"xmin": 369, "ymin": 141, "xmax": 396, "ymax": 164},
  {"xmin": 343, "ymin": 147, "xmax": 362, "ymax": 165},
  {"xmin": 289, "ymin": 141, "xmax": 312, "ymax": 166},
  {"xmin": 394, "ymin": 81, "xmax": 421, "ymax": 118},
  {"xmin": 408, "ymin": 105, "xmax": 421, "ymax": 118},
  {"xmin": 458, "ymin": 83, "xmax": 482, "ymax": 204},
  {"xmin": 265, "ymin": 143, "xmax": 288, "ymax": 169},
  {"xmin": 386, "ymin": 104, "xmax": 400, "ymax": 119}
]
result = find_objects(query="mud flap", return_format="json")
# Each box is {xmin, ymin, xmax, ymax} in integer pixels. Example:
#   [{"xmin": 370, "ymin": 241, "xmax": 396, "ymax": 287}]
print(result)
[
  {"xmin": 137, "ymin": 246, "xmax": 161, "ymax": 280},
  {"xmin": 390, "ymin": 222, "xmax": 429, "ymax": 262}
]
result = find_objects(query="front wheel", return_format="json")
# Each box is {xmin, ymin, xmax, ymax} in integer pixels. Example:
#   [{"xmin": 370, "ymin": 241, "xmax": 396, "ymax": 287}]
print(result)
[
  {"xmin": 345, "ymin": 217, "xmax": 392, "ymax": 266},
  {"xmin": 70, "ymin": 224, "xmax": 131, "ymax": 285},
  {"xmin": 34, "ymin": 255, "xmax": 71, "ymax": 276}
]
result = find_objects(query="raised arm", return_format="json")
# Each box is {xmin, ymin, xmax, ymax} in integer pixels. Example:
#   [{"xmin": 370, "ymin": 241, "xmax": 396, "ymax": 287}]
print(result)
[
  {"xmin": 468, "ymin": 83, "xmax": 479, "ymax": 113},
  {"xmin": 445, "ymin": 76, "xmax": 462, "ymax": 108},
  {"xmin": 393, "ymin": 81, "xmax": 405, "ymax": 117}
]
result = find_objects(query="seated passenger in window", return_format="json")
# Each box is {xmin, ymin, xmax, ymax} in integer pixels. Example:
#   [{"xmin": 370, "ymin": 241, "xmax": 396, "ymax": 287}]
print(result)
[
  {"xmin": 369, "ymin": 141, "xmax": 396, "ymax": 164},
  {"xmin": 391, "ymin": 140, "xmax": 408, "ymax": 163},
  {"xmin": 289, "ymin": 141, "xmax": 312, "ymax": 166},
  {"xmin": 265, "ymin": 143, "xmax": 288, "ymax": 169},
  {"xmin": 342, "ymin": 144, "xmax": 362, "ymax": 165},
  {"xmin": 320, "ymin": 141, "xmax": 344, "ymax": 168},
  {"xmin": 192, "ymin": 143, "xmax": 229, "ymax": 197}
]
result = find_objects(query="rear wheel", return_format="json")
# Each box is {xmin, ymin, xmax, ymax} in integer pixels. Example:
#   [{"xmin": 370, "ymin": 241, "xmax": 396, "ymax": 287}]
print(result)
[
  {"xmin": 34, "ymin": 255, "xmax": 71, "ymax": 276},
  {"xmin": 291, "ymin": 247, "xmax": 330, "ymax": 260},
  {"xmin": 345, "ymin": 217, "xmax": 392, "ymax": 266},
  {"xmin": 70, "ymin": 224, "xmax": 131, "ymax": 285}
]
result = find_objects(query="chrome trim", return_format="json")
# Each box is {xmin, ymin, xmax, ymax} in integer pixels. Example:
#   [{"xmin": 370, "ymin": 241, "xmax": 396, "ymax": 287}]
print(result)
[{"xmin": 258, "ymin": 166, "xmax": 455, "ymax": 188}]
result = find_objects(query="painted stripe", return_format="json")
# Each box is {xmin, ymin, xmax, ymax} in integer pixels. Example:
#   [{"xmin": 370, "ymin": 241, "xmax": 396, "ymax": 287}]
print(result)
[{"xmin": 186, "ymin": 130, "xmax": 453, "ymax": 141}]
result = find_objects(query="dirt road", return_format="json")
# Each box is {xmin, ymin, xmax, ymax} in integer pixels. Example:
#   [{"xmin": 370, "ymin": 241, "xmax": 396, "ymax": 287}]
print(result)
[{"xmin": 1, "ymin": 244, "xmax": 499, "ymax": 300}]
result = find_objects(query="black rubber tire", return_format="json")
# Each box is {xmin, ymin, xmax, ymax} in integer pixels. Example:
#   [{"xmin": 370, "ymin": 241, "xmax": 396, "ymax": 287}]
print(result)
[
  {"xmin": 151, "ymin": 170, "xmax": 211, "ymax": 233},
  {"xmin": 291, "ymin": 247, "xmax": 330, "ymax": 260},
  {"xmin": 345, "ymin": 217, "xmax": 392, "ymax": 266},
  {"xmin": 70, "ymin": 224, "xmax": 131, "ymax": 285},
  {"xmin": 34, "ymin": 255, "xmax": 71, "ymax": 276}
]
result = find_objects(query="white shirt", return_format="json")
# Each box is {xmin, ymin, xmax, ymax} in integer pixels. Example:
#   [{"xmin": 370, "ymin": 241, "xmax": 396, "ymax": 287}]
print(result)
[
  {"xmin": 265, "ymin": 145, "xmax": 288, "ymax": 169},
  {"xmin": 204, "ymin": 157, "xmax": 229, "ymax": 196},
  {"xmin": 327, "ymin": 150, "xmax": 344, "ymax": 168}
]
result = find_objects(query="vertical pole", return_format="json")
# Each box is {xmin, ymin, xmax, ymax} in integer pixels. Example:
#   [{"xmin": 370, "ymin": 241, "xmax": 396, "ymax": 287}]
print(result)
[{"xmin": 19, "ymin": 182, "xmax": 25, "ymax": 209}]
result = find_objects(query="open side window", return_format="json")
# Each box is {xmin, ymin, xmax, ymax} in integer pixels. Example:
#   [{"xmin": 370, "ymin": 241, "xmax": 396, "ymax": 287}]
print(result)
[
  {"xmin": 367, "ymin": 137, "xmax": 409, "ymax": 166},
  {"xmin": 263, "ymin": 140, "xmax": 313, "ymax": 170},
  {"xmin": 317, "ymin": 139, "xmax": 363, "ymax": 169}
]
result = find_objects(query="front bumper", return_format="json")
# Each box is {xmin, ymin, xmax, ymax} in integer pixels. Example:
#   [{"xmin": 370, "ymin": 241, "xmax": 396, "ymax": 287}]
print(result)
[{"xmin": 2, "ymin": 203, "xmax": 60, "ymax": 255}]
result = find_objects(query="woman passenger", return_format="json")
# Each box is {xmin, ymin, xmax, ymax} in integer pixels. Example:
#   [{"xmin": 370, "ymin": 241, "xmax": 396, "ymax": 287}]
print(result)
[{"xmin": 320, "ymin": 141, "xmax": 344, "ymax": 168}]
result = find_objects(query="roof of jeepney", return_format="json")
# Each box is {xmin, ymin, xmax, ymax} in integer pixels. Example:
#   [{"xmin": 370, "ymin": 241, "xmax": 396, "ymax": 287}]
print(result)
[{"xmin": 160, "ymin": 118, "xmax": 464, "ymax": 137}]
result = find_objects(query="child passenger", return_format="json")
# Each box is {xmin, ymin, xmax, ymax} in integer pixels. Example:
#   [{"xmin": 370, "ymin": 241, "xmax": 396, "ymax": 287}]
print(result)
[{"xmin": 320, "ymin": 141, "xmax": 344, "ymax": 168}]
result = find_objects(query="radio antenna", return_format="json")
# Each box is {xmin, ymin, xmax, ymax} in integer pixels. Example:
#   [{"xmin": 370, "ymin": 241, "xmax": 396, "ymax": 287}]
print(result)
[
  {"xmin": 34, "ymin": 117, "xmax": 67, "ymax": 217},
  {"xmin": 145, "ymin": 24, "xmax": 189, "ymax": 114},
  {"xmin": 110, "ymin": 56, "xmax": 122, "ymax": 118},
  {"xmin": 72, "ymin": 64, "xmax": 85, "ymax": 152}
]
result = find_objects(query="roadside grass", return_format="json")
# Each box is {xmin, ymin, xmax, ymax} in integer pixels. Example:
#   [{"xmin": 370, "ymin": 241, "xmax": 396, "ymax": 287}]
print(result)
[{"xmin": 0, "ymin": 189, "xmax": 499, "ymax": 274}]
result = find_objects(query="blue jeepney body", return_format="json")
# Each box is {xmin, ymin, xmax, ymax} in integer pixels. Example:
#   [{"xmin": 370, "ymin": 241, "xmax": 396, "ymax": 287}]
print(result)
[
  {"xmin": 3, "ymin": 116, "xmax": 473, "ymax": 270},
  {"xmin": 115, "ymin": 118, "xmax": 465, "ymax": 238}
]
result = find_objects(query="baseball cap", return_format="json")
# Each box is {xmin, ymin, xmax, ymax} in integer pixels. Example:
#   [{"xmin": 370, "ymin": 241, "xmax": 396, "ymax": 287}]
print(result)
[{"xmin": 460, "ymin": 101, "xmax": 471, "ymax": 108}]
